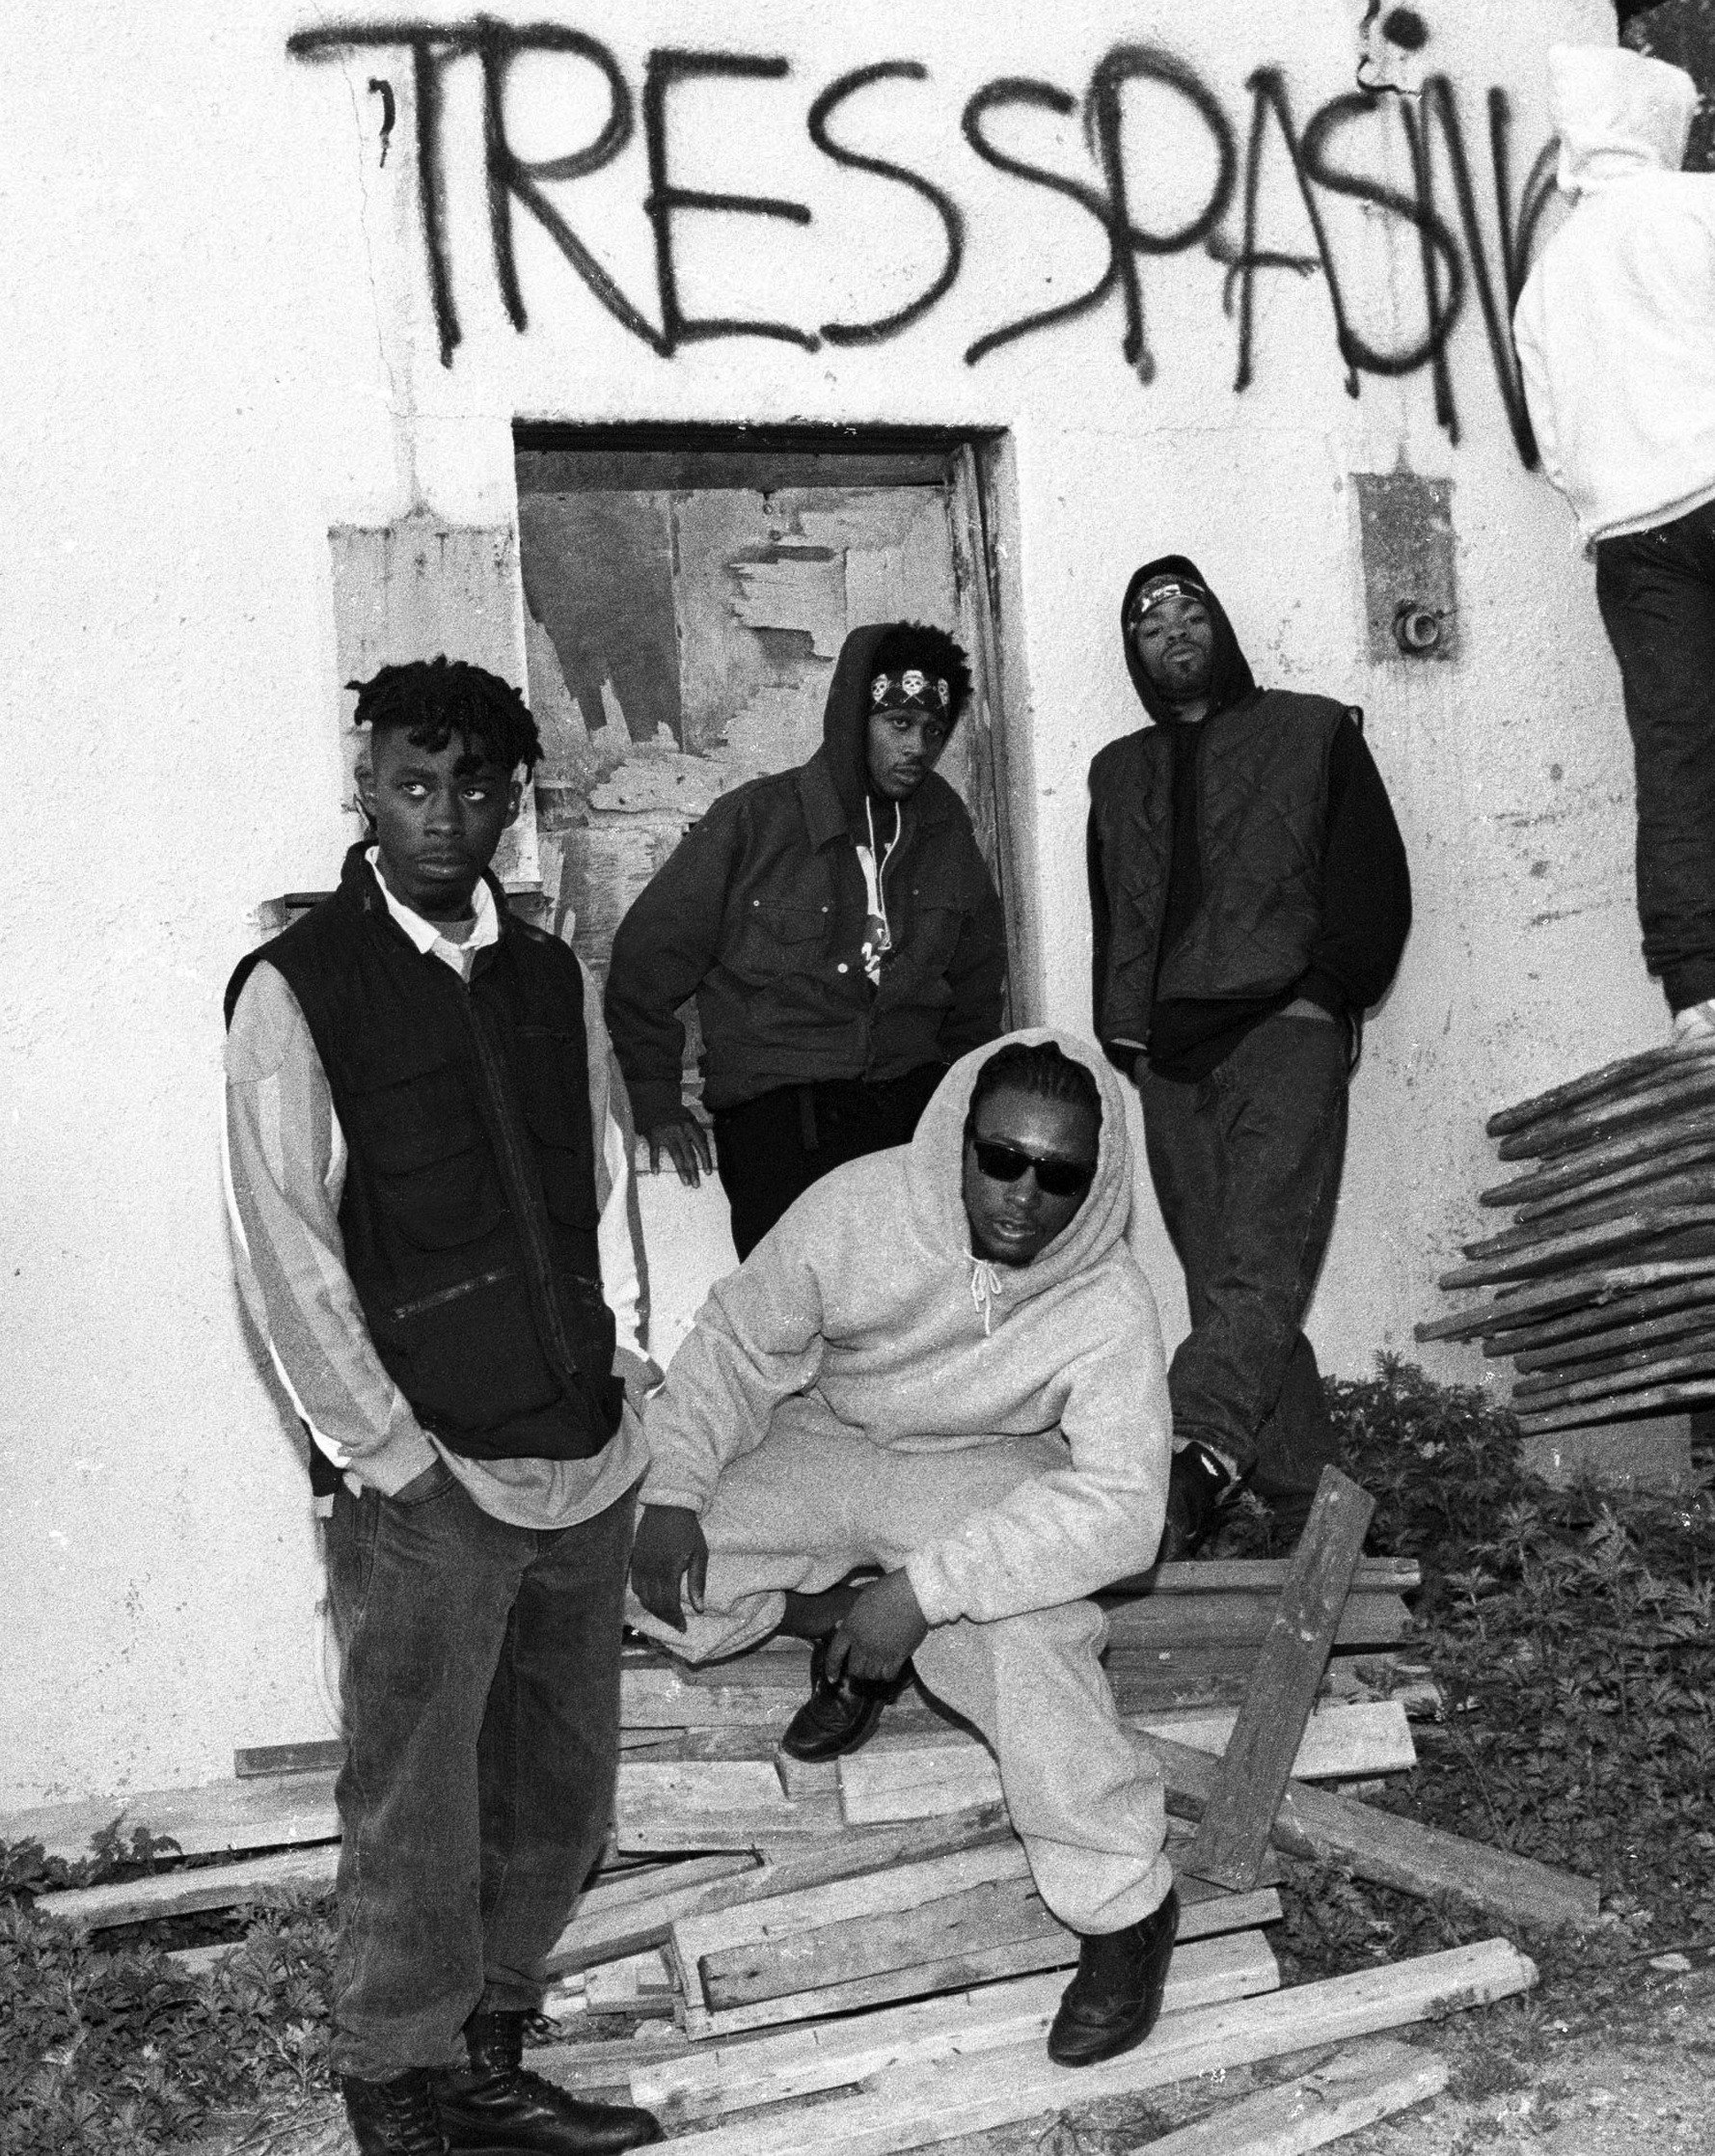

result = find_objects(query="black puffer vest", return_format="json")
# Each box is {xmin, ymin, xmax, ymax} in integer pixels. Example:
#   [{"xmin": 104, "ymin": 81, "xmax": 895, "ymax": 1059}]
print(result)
[
  {"xmin": 225, "ymin": 845, "xmax": 621, "ymax": 1481},
  {"xmin": 1089, "ymin": 693, "xmax": 1348, "ymax": 1046}
]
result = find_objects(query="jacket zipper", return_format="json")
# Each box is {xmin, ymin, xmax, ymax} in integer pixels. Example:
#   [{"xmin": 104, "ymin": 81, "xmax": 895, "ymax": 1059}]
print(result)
[{"xmin": 391, "ymin": 1265, "xmax": 515, "ymax": 1324}]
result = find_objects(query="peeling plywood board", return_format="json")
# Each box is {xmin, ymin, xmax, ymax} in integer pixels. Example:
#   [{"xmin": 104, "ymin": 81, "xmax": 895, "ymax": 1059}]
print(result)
[{"xmin": 329, "ymin": 516, "xmax": 539, "ymax": 885}]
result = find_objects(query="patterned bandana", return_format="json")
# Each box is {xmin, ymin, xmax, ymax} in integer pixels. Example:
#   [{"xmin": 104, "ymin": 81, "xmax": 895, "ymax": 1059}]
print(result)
[
  {"xmin": 1127, "ymin": 577, "xmax": 1207, "ymax": 628},
  {"xmin": 870, "ymin": 669, "xmax": 950, "ymax": 714}
]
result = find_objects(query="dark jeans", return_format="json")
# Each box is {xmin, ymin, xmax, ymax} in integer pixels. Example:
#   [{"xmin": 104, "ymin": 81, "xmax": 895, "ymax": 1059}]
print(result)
[
  {"xmin": 1139, "ymin": 1014, "xmax": 1348, "ymax": 1508},
  {"xmin": 1595, "ymin": 499, "xmax": 1715, "ymax": 1012},
  {"xmin": 713, "ymin": 1061, "xmax": 947, "ymax": 1259},
  {"xmin": 324, "ymin": 1462, "xmax": 636, "ymax": 2081}
]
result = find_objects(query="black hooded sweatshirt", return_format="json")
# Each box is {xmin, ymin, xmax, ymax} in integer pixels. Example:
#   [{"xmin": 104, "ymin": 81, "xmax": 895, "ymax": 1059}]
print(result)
[
  {"xmin": 605, "ymin": 622, "xmax": 1006, "ymax": 1127},
  {"xmin": 1091, "ymin": 556, "xmax": 1411, "ymax": 1081}
]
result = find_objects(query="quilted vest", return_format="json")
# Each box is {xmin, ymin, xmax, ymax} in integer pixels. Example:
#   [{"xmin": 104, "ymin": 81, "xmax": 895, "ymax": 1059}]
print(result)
[
  {"xmin": 1090, "ymin": 693, "xmax": 1348, "ymax": 1045},
  {"xmin": 225, "ymin": 845, "xmax": 621, "ymax": 1473}
]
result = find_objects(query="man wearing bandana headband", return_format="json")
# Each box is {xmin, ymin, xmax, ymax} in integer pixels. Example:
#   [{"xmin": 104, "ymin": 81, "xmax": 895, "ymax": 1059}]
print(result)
[
  {"xmin": 1088, "ymin": 558, "xmax": 1411, "ymax": 1555},
  {"xmin": 607, "ymin": 620, "xmax": 1005, "ymax": 1259}
]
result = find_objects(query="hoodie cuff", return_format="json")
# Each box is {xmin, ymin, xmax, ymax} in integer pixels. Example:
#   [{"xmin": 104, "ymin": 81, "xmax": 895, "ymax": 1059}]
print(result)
[
  {"xmin": 903, "ymin": 1547, "xmax": 965, "ymax": 1628},
  {"xmin": 638, "ymin": 1473, "xmax": 711, "ymax": 1518}
]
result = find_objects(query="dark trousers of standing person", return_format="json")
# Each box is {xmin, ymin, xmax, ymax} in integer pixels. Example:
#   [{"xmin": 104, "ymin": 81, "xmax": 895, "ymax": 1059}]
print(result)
[
  {"xmin": 1596, "ymin": 499, "xmax": 1715, "ymax": 1015},
  {"xmin": 323, "ymin": 1461, "xmax": 636, "ymax": 2082},
  {"xmin": 712, "ymin": 1060, "xmax": 947, "ymax": 1260},
  {"xmin": 1139, "ymin": 1014, "xmax": 1348, "ymax": 1536}
]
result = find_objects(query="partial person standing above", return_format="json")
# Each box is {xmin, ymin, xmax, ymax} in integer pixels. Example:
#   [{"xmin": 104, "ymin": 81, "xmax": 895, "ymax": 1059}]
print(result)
[
  {"xmin": 628, "ymin": 1031, "xmax": 1180, "ymax": 2070},
  {"xmin": 1512, "ymin": 45, "xmax": 1715, "ymax": 1039},
  {"xmin": 224, "ymin": 658, "xmax": 662, "ymax": 2156},
  {"xmin": 1088, "ymin": 560, "xmax": 1411, "ymax": 1558},
  {"xmin": 605, "ymin": 621, "xmax": 1006, "ymax": 1258}
]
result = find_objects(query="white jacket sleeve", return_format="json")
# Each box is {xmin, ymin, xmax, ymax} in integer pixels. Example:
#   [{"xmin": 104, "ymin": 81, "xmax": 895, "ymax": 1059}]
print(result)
[{"xmin": 904, "ymin": 1284, "xmax": 1172, "ymax": 1625}]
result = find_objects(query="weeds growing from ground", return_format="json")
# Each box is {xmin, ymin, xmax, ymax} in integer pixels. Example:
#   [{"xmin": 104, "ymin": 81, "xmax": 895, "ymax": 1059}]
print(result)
[
  {"xmin": 1220, "ymin": 1356, "xmax": 1715, "ymax": 2020},
  {"xmin": 7, "ymin": 1361, "xmax": 1715, "ymax": 2145}
]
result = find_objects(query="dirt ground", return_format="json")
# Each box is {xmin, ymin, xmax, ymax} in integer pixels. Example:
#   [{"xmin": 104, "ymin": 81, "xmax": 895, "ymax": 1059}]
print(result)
[{"xmin": 191, "ymin": 1958, "xmax": 1715, "ymax": 2156}]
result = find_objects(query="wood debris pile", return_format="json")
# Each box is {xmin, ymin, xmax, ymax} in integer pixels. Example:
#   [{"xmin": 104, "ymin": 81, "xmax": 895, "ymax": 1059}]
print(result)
[
  {"xmin": 1418, "ymin": 1035, "xmax": 1715, "ymax": 1438},
  {"xmin": 6, "ymin": 1470, "xmax": 1600, "ymax": 2151}
]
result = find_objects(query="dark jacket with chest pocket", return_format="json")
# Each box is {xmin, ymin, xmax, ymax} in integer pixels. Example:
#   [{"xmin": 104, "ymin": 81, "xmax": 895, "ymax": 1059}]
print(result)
[
  {"xmin": 1088, "ymin": 556, "xmax": 1412, "ymax": 1084},
  {"xmin": 605, "ymin": 621, "xmax": 1007, "ymax": 1131},
  {"xmin": 225, "ymin": 843, "xmax": 622, "ymax": 1495}
]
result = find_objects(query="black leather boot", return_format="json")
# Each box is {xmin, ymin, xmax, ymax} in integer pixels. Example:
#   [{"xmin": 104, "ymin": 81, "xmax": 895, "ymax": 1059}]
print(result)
[
  {"xmin": 340, "ymin": 2069, "xmax": 448, "ymax": 2156},
  {"xmin": 778, "ymin": 1633, "xmax": 894, "ymax": 1762},
  {"xmin": 1157, "ymin": 1443, "xmax": 1244, "ymax": 1563},
  {"xmin": 784, "ymin": 1638, "xmax": 905, "ymax": 1759},
  {"xmin": 1047, "ymin": 1887, "xmax": 1181, "ymax": 2068},
  {"xmin": 432, "ymin": 2011, "xmax": 663, "ymax": 2153}
]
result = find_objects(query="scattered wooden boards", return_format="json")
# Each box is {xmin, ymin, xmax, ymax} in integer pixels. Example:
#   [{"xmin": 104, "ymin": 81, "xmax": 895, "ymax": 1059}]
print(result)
[
  {"xmin": 641, "ymin": 1934, "xmax": 1280, "ymax": 2127},
  {"xmin": 1129, "ymin": 2035, "xmax": 1447, "ymax": 2154},
  {"xmin": 1143, "ymin": 1731, "xmax": 1599, "ymax": 1931},
  {"xmin": 667, "ymin": 1839, "xmax": 1282, "ymax": 2039},
  {"xmin": 1184, "ymin": 1468, "xmax": 1375, "ymax": 1892},
  {"xmin": 40, "ymin": 1842, "xmax": 340, "ymax": 1931},
  {"xmin": 642, "ymin": 1939, "xmax": 1534, "ymax": 2156},
  {"xmin": 832, "ymin": 1700, "xmax": 1415, "ymax": 1825}
]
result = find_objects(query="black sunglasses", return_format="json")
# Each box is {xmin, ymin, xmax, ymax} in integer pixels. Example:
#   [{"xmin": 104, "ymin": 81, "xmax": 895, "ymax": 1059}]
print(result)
[{"xmin": 970, "ymin": 1137, "xmax": 1097, "ymax": 1199}]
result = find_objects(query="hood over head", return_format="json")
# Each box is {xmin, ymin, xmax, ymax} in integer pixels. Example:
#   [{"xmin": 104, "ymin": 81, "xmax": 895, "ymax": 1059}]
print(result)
[
  {"xmin": 818, "ymin": 621, "xmax": 898, "ymax": 826},
  {"xmin": 1550, "ymin": 43, "xmax": 1696, "ymax": 196},
  {"xmin": 905, "ymin": 1027, "xmax": 1133, "ymax": 1312},
  {"xmin": 1120, "ymin": 555, "xmax": 1256, "ymax": 725}
]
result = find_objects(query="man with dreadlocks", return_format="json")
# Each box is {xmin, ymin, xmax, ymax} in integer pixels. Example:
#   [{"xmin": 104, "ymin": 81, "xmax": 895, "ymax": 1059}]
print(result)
[
  {"xmin": 629, "ymin": 1031, "xmax": 1182, "ymax": 2070},
  {"xmin": 605, "ymin": 621, "xmax": 1006, "ymax": 1259},
  {"xmin": 223, "ymin": 658, "xmax": 663, "ymax": 2156}
]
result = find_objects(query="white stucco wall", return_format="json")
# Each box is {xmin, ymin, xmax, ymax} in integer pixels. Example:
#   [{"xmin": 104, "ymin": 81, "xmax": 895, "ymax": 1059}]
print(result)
[{"xmin": 0, "ymin": 0, "xmax": 1639, "ymax": 1813}]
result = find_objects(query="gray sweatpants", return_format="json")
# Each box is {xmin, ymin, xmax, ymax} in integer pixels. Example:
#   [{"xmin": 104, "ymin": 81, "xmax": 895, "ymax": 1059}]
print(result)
[{"xmin": 627, "ymin": 1424, "xmax": 1172, "ymax": 1935}]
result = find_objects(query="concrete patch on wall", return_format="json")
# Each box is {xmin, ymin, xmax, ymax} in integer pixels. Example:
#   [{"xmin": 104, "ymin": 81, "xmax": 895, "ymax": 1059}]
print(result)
[{"xmin": 1353, "ymin": 473, "xmax": 1459, "ymax": 664}]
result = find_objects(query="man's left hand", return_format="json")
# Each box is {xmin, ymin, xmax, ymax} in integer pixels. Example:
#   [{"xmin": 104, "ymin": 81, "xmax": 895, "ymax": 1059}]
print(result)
[{"xmin": 826, "ymin": 1569, "xmax": 929, "ymax": 1685}]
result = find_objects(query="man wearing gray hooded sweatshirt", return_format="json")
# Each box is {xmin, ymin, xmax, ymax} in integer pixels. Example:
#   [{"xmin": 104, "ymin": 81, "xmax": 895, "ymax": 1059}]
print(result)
[
  {"xmin": 605, "ymin": 622, "xmax": 1006, "ymax": 1257},
  {"xmin": 1088, "ymin": 561, "xmax": 1410, "ymax": 1556},
  {"xmin": 1513, "ymin": 45, "xmax": 1715, "ymax": 1040},
  {"xmin": 629, "ymin": 1029, "xmax": 1180, "ymax": 2067}
]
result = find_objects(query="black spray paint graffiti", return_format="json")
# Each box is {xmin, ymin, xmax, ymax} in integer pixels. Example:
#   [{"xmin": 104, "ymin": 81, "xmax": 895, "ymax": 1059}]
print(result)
[{"xmin": 287, "ymin": 18, "xmax": 1558, "ymax": 464}]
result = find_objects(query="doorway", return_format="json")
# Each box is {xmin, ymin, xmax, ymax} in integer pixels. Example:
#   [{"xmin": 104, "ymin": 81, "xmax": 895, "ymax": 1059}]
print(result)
[{"xmin": 511, "ymin": 425, "xmax": 1023, "ymax": 1058}]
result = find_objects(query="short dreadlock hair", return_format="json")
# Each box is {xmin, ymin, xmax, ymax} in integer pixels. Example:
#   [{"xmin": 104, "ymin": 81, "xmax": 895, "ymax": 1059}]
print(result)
[
  {"xmin": 349, "ymin": 656, "xmax": 543, "ymax": 775},
  {"xmin": 966, "ymin": 1041, "xmax": 1102, "ymax": 1143},
  {"xmin": 870, "ymin": 623, "xmax": 974, "ymax": 725}
]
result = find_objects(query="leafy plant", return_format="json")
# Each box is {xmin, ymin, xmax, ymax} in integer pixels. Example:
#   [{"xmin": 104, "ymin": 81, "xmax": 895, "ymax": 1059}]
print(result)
[
  {"xmin": 1223, "ymin": 1357, "xmax": 1715, "ymax": 2021},
  {"xmin": 0, "ymin": 1888, "xmax": 335, "ymax": 2155}
]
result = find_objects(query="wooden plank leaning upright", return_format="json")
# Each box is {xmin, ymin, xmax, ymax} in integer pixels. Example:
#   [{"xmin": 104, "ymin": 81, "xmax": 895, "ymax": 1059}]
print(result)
[{"xmin": 1182, "ymin": 1466, "xmax": 1375, "ymax": 1892}]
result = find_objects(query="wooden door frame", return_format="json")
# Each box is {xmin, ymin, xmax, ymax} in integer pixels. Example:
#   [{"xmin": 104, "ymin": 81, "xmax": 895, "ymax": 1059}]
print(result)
[{"xmin": 513, "ymin": 422, "xmax": 1038, "ymax": 1023}]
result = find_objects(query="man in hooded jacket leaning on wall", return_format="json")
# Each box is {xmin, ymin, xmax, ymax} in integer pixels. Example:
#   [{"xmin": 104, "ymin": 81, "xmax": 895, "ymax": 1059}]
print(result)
[
  {"xmin": 628, "ymin": 1030, "xmax": 1181, "ymax": 2068},
  {"xmin": 1088, "ymin": 560, "xmax": 1412, "ymax": 1558},
  {"xmin": 605, "ymin": 621, "xmax": 1006, "ymax": 1258}
]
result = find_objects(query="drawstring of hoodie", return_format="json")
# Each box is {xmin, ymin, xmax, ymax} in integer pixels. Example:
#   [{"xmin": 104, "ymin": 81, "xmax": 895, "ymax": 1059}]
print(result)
[
  {"xmin": 858, "ymin": 798, "xmax": 901, "ymax": 989},
  {"xmin": 965, "ymin": 1251, "xmax": 1004, "ymax": 1336}
]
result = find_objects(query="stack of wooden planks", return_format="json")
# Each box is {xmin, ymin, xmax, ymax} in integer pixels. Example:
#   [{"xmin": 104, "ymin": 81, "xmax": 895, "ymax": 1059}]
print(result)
[
  {"xmin": 5, "ymin": 1486, "xmax": 1601, "ymax": 2150},
  {"xmin": 1417, "ymin": 1036, "xmax": 1715, "ymax": 1438}
]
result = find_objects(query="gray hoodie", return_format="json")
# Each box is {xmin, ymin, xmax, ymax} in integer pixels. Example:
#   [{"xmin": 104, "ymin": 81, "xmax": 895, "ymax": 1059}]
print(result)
[{"xmin": 640, "ymin": 1027, "xmax": 1171, "ymax": 1624}]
